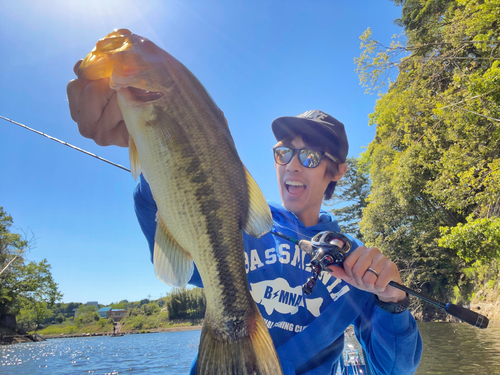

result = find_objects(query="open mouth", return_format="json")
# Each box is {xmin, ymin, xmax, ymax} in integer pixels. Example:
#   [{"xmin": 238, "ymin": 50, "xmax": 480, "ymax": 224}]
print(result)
[
  {"xmin": 285, "ymin": 181, "xmax": 306, "ymax": 194},
  {"xmin": 128, "ymin": 86, "xmax": 164, "ymax": 102}
]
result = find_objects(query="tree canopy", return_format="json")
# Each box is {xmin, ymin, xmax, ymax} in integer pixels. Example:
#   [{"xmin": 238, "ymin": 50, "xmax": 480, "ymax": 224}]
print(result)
[
  {"xmin": 355, "ymin": 0, "xmax": 500, "ymax": 316},
  {"xmin": 0, "ymin": 207, "xmax": 62, "ymax": 317},
  {"xmin": 328, "ymin": 157, "xmax": 370, "ymax": 240}
]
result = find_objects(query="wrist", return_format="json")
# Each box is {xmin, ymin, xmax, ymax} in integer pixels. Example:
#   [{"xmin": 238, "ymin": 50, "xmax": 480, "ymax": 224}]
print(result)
[
  {"xmin": 375, "ymin": 293, "xmax": 410, "ymax": 314},
  {"xmin": 377, "ymin": 290, "xmax": 407, "ymax": 303}
]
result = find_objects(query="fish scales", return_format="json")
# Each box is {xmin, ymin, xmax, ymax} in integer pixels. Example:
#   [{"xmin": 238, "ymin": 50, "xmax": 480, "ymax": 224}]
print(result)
[
  {"xmin": 78, "ymin": 29, "xmax": 283, "ymax": 374},
  {"xmin": 141, "ymin": 108, "xmax": 252, "ymax": 322}
]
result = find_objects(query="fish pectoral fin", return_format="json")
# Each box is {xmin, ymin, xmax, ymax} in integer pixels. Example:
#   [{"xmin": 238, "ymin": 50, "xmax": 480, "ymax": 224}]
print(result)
[
  {"xmin": 129, "ymin": 136, "xmax": 142, "ymax": 180},
  {"xmin": 243, "ymin": 167, "xmax": 273, "ymax": 238},
  {"xmin": 153, "ymin": 220, "xmax": 194, "ymax": 287}
]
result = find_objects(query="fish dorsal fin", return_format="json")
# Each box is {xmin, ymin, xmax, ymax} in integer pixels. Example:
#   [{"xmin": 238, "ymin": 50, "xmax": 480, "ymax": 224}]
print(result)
[
  {"xmin": 129, "ymin": 136, "xmax": 141, "ymax": 180},
  {"xmin": 153, "ymin": 219, "xmax": 194, "ymax": 287},
  {"xmin": 243, "ymin": 167, "xmax": 273, "ymax": 238}
]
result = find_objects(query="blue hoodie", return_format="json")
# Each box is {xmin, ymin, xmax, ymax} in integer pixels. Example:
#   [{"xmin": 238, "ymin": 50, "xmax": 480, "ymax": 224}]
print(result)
[{"xmin": 134, "ymin": 175, "xmax": 422, "ymax": 374}]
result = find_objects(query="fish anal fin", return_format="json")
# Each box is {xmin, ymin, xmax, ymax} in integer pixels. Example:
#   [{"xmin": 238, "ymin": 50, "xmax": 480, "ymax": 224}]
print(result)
[
  {"xmin": 243, "ymin": 167, "xmax": 273, "ymax": 238},
  {"xmin": 153, "ymin": 220, "xmax": 194, "ymax": 287},
  {"xmin": 129, "ymin": 136, "xmax": 141, "ymax": 180}
]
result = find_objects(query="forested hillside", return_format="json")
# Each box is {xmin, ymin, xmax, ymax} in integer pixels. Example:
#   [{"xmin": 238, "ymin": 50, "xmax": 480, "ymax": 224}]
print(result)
[{"xmin": 348, "ymin": 0, "xmax": 500, "ymax": 320}]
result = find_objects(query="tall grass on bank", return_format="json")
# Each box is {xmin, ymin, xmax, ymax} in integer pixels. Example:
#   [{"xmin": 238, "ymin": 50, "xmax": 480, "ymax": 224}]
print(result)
[{"xmin": 36, "ymin": 319, "xmax": 114, "ymax": 336}]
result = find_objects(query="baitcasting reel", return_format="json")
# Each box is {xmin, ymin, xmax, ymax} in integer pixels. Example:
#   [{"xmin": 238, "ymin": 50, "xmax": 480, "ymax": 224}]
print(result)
[{"xmin": 302, "ymin": 231, "xmax": 352, "ymax": 295}]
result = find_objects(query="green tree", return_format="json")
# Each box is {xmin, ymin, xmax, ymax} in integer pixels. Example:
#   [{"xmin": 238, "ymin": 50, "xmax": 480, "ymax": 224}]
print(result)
[
  {"xmin": 165, "ymin": 287, "xmax": 206, "ymax": 320},
  {"xmin": 0, "ymin": 207, "xmax": 62, "ymax": 316},
  {"xmin": 74, "ymin": 305, "xmax": 100, "ymax": 326},
  {"xmin": 327, "ymin": 157, "xmax": 370, "ymax": 240},
  {"xmin": 439, "ymin": 215, "xmax": 500, "ymax": 262},
  {"xmin": 355, "ymin": 0, "xmax": 500, "ymax": 318},
  {"xmin": 76, "ymin": 304, "xmax": 98, "ymax": 315},
  {"xmin": 55, "ymin": 313, "xmax": 66, "ymax": 324}
]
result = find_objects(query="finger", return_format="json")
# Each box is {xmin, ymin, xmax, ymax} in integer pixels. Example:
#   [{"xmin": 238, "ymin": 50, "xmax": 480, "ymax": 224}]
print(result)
[
  {"xmin": 76, "ymin": 79, "xmax": 117, "ymax": 140},
  {"xmin": 327, "ymin": 265, "xmax": 350, "ymax": 283},
  {"xmin": 95, "ymin": 119, "xmax": 129, "ymax": 147},
  {"xmin": 92, "ymin": 92, "xmax": 128, "ymax": 146},
  {"xmin": 342, "ymin": 246, "xmax": 365, "ymax": 281},
  {"xmin": 109, "ymin": 121, "xmax": 129, "ymax": 147},
  {"xmin": 67, "ymin": 78, "xmax": 92, "ymax": 123},
  {"xmin": 374, "ymin": 260, "xmax": 400, "ymax": 291},
  {"xmin": 351, "ymin": 248, "xmax": 381, "ymax": 289},
  {"xmin": 73, "ymin": 59, "xmax": 83, "ymax": 76},
  {"xmin": 361, "ymin": 253, "xmax": 387, "ymax": 291}
]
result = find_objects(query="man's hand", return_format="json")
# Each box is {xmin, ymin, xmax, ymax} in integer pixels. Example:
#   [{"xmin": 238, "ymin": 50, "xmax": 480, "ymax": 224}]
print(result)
[
  {"xmin": 328, "ymin": 246, "xmax": 407, "ymax": 303},
  {"xmin": 66, "ymin": 60, "xmax": 129, "ymax": 147}
]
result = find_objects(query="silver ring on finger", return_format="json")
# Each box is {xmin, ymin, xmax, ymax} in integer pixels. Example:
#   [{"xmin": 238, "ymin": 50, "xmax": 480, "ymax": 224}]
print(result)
[{"xmin": 367, "ymin": 267, "xmax": 379, "ymax": 277}]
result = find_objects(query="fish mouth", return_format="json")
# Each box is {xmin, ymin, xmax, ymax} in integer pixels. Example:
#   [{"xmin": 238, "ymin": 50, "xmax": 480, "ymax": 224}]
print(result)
[{"xmin": 127, "ymin": 86, "xmax": 164, "ymax": 102}]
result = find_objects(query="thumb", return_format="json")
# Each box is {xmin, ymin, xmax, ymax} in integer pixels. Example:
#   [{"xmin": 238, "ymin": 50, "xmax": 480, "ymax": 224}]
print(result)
[{"xmin": 327, "ymin": 264, "xmax": 349, "ymax": 282}]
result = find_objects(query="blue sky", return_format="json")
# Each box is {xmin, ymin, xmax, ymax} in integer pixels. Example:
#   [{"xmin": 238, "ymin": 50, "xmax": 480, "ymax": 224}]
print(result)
[{"xmin": 1, "ymin": 0, "xmax": 402, "ymax": 305}]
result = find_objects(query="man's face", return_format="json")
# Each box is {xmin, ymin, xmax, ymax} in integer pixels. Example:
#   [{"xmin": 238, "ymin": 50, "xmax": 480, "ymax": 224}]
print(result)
[{"xmin": 275, "ymin": 135, "xmax": 341, "ymax": 227}]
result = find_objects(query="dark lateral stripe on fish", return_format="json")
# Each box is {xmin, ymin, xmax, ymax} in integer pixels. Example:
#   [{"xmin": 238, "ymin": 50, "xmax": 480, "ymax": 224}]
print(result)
[{"xmin": 177, "ymin": 134, "xmax": 252, "ymax": 329}]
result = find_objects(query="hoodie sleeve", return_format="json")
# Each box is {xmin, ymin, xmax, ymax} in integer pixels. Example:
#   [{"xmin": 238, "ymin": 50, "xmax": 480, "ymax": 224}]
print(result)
[
  {"xmin": 133, "ymin": 174, "xmax": 203, "ymax": 288},
  {"xmin": 344, "ymin": 234, "xmax": 422, "ymax": 374},
  {"xmin": 354, "ymin": 296, "xmax": 422, "ymax": 375}
]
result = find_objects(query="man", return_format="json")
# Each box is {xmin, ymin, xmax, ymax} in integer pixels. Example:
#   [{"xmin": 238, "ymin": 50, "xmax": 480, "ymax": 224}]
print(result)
[{"xmin": 68, "ymin": 66, "xmax": 422, "ymax": 374}]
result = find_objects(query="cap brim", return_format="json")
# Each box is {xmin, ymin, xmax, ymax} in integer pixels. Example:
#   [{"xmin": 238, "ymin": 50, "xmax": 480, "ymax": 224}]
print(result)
[{"xmin": 272, "ymin": 116, "xmax": 343, "ymax": 157}]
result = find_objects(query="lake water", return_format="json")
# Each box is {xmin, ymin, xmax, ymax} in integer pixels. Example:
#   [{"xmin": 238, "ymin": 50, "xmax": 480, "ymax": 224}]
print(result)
[{"xmin": 1, "ymin": 323, "xmax": 499, "ymax": 374}]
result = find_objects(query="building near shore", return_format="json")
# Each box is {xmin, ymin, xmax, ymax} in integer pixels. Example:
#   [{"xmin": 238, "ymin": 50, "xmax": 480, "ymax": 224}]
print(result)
[
  {"xmin": 97, "ymin": 307, "xmax": 112, "ymax": 319},
  {"xmin": 85, "ymin": 301, "xmax": 99, "ymax": 309},
  {"xmin": 97, "ymin": 307, "xmax": 127, "ymax": 321},
  {"xmin": 110, "ymin": 309, "xmax": 126, "ymax": 321}
]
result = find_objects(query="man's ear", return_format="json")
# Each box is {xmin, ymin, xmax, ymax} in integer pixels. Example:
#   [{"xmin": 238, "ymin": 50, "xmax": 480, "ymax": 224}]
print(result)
[{"xmin": 332, "ymin": 163, "xmax": 348, "ymax": 182}]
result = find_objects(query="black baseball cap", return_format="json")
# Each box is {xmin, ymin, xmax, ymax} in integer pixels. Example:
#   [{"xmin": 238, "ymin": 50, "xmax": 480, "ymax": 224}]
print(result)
[{"xmin": 271, "ymin": 110, "xmax": 349, "ymax": 163}]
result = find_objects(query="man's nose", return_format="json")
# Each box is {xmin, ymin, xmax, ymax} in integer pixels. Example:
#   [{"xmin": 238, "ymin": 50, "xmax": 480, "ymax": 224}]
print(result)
[{"xmin": 286, "ymin": 152, "xmax": 303, "ymax": 171}]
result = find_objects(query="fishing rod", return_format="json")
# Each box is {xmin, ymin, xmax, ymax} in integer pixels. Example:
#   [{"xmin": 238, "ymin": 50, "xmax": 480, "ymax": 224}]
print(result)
[
  {"xmin": 271, "ymin": 229, "xmax": 489, "ymax": 329},
  {"xmin": 3, "ymin": 115, "xmax": 490, "ymax": 329},
  {"xmin": 0, "ymin": 115, "xmax": 130, "ymax": 172}
]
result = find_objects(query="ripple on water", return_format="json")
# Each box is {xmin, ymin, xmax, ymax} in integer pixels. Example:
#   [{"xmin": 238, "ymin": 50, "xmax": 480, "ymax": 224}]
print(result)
[
  {"xmin": 2, "ymin": 324, "xmax": 499, "ymax": 374},
  {"xmin": 1, "ymin": 330, "xmax": 201, "ymax": 374},
  {"xmin": 415, "ymin": 322, "xmax": 500, "ymax": 375}
]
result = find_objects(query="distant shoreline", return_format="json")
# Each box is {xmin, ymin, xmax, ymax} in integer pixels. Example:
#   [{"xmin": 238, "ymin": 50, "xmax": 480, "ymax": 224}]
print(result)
[
  {"xmin": 0, "ymin": 325, "xmax": 203, "ymax": 345},
  {"xmin": 41, "ymin": 325, "xmax": 203, "ymax": 340}
]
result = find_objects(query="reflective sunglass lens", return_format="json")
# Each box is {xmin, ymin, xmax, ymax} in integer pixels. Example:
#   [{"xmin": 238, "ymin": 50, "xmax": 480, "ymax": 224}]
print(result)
[
  {"xmin": 274, "ymin": 147, "xmax": 293, "ymax": 165},
  {"xmin": 299, "ymin": 149, "xmax": 322, "ymax": 168},
  {"xmin": 274, "ymin": 147, "xmax": 325, "ymax": 168}
]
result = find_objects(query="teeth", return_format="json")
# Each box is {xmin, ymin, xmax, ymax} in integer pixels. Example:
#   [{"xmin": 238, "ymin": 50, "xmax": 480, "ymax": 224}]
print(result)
[{"xmin": 286, "ymin": 181, "xmax": 305, "ymax": 186}]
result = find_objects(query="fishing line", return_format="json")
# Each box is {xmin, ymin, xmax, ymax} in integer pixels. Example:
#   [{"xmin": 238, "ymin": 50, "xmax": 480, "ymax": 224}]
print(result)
[
  {"xmin": 0, "ymin": 115, "xmax": 131, "ymax": 173},
  {"xmin": 5, "ymin": 117, "xmax": 487, "ymax": 326},
  {"xmin": 1, "ymin": 114, "xmax": 315, "ymax": 243},
  {"xmin": 272, "ymin": 221, "xmax": 315, "ymax": 242}
]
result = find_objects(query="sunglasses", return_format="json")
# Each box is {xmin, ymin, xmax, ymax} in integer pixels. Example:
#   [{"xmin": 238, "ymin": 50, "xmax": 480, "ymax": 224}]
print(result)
[{"xmin": 273, "ymin": 146, "xmax": 340, "ymax": 168}]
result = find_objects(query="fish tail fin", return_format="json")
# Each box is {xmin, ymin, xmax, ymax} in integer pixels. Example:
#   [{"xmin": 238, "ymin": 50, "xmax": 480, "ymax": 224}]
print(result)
[{"xmin": 197, "ymin": 313, "xmax": 283, "ymax": 375}]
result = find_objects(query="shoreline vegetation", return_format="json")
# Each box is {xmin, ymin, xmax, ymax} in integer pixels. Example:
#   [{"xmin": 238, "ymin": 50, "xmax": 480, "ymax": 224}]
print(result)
[
  {"xmin": 0, "ymin": 322, "xmax": 203, "ymax": 345},
  {"xmin": 2, "ymin": 280, "xmax": 498, "ymax": 346},
  {"xmin": 1, "ymin": 287, "xmax": 206, "ymax": 346},
  {"xmin": 3, "ymin": 280, "xmax": 499, "ymax": 346}
]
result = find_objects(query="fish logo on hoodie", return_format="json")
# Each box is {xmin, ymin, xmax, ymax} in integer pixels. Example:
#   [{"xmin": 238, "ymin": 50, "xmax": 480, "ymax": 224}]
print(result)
[{"xmin": 250, "ymin": 278, "xmax": 323, "ymax": 317}]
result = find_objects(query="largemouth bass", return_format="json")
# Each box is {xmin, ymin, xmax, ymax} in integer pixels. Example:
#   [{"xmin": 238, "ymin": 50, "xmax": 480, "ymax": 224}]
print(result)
[{"xmin": 78, "ymin": 29, "xmax": 282, "ymax": 375}]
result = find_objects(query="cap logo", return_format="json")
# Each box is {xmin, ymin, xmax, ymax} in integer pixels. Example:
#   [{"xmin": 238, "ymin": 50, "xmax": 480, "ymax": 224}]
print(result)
[{"xmin": 298, "ymin": 110, "xmax": 328, "ymax": 122}]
